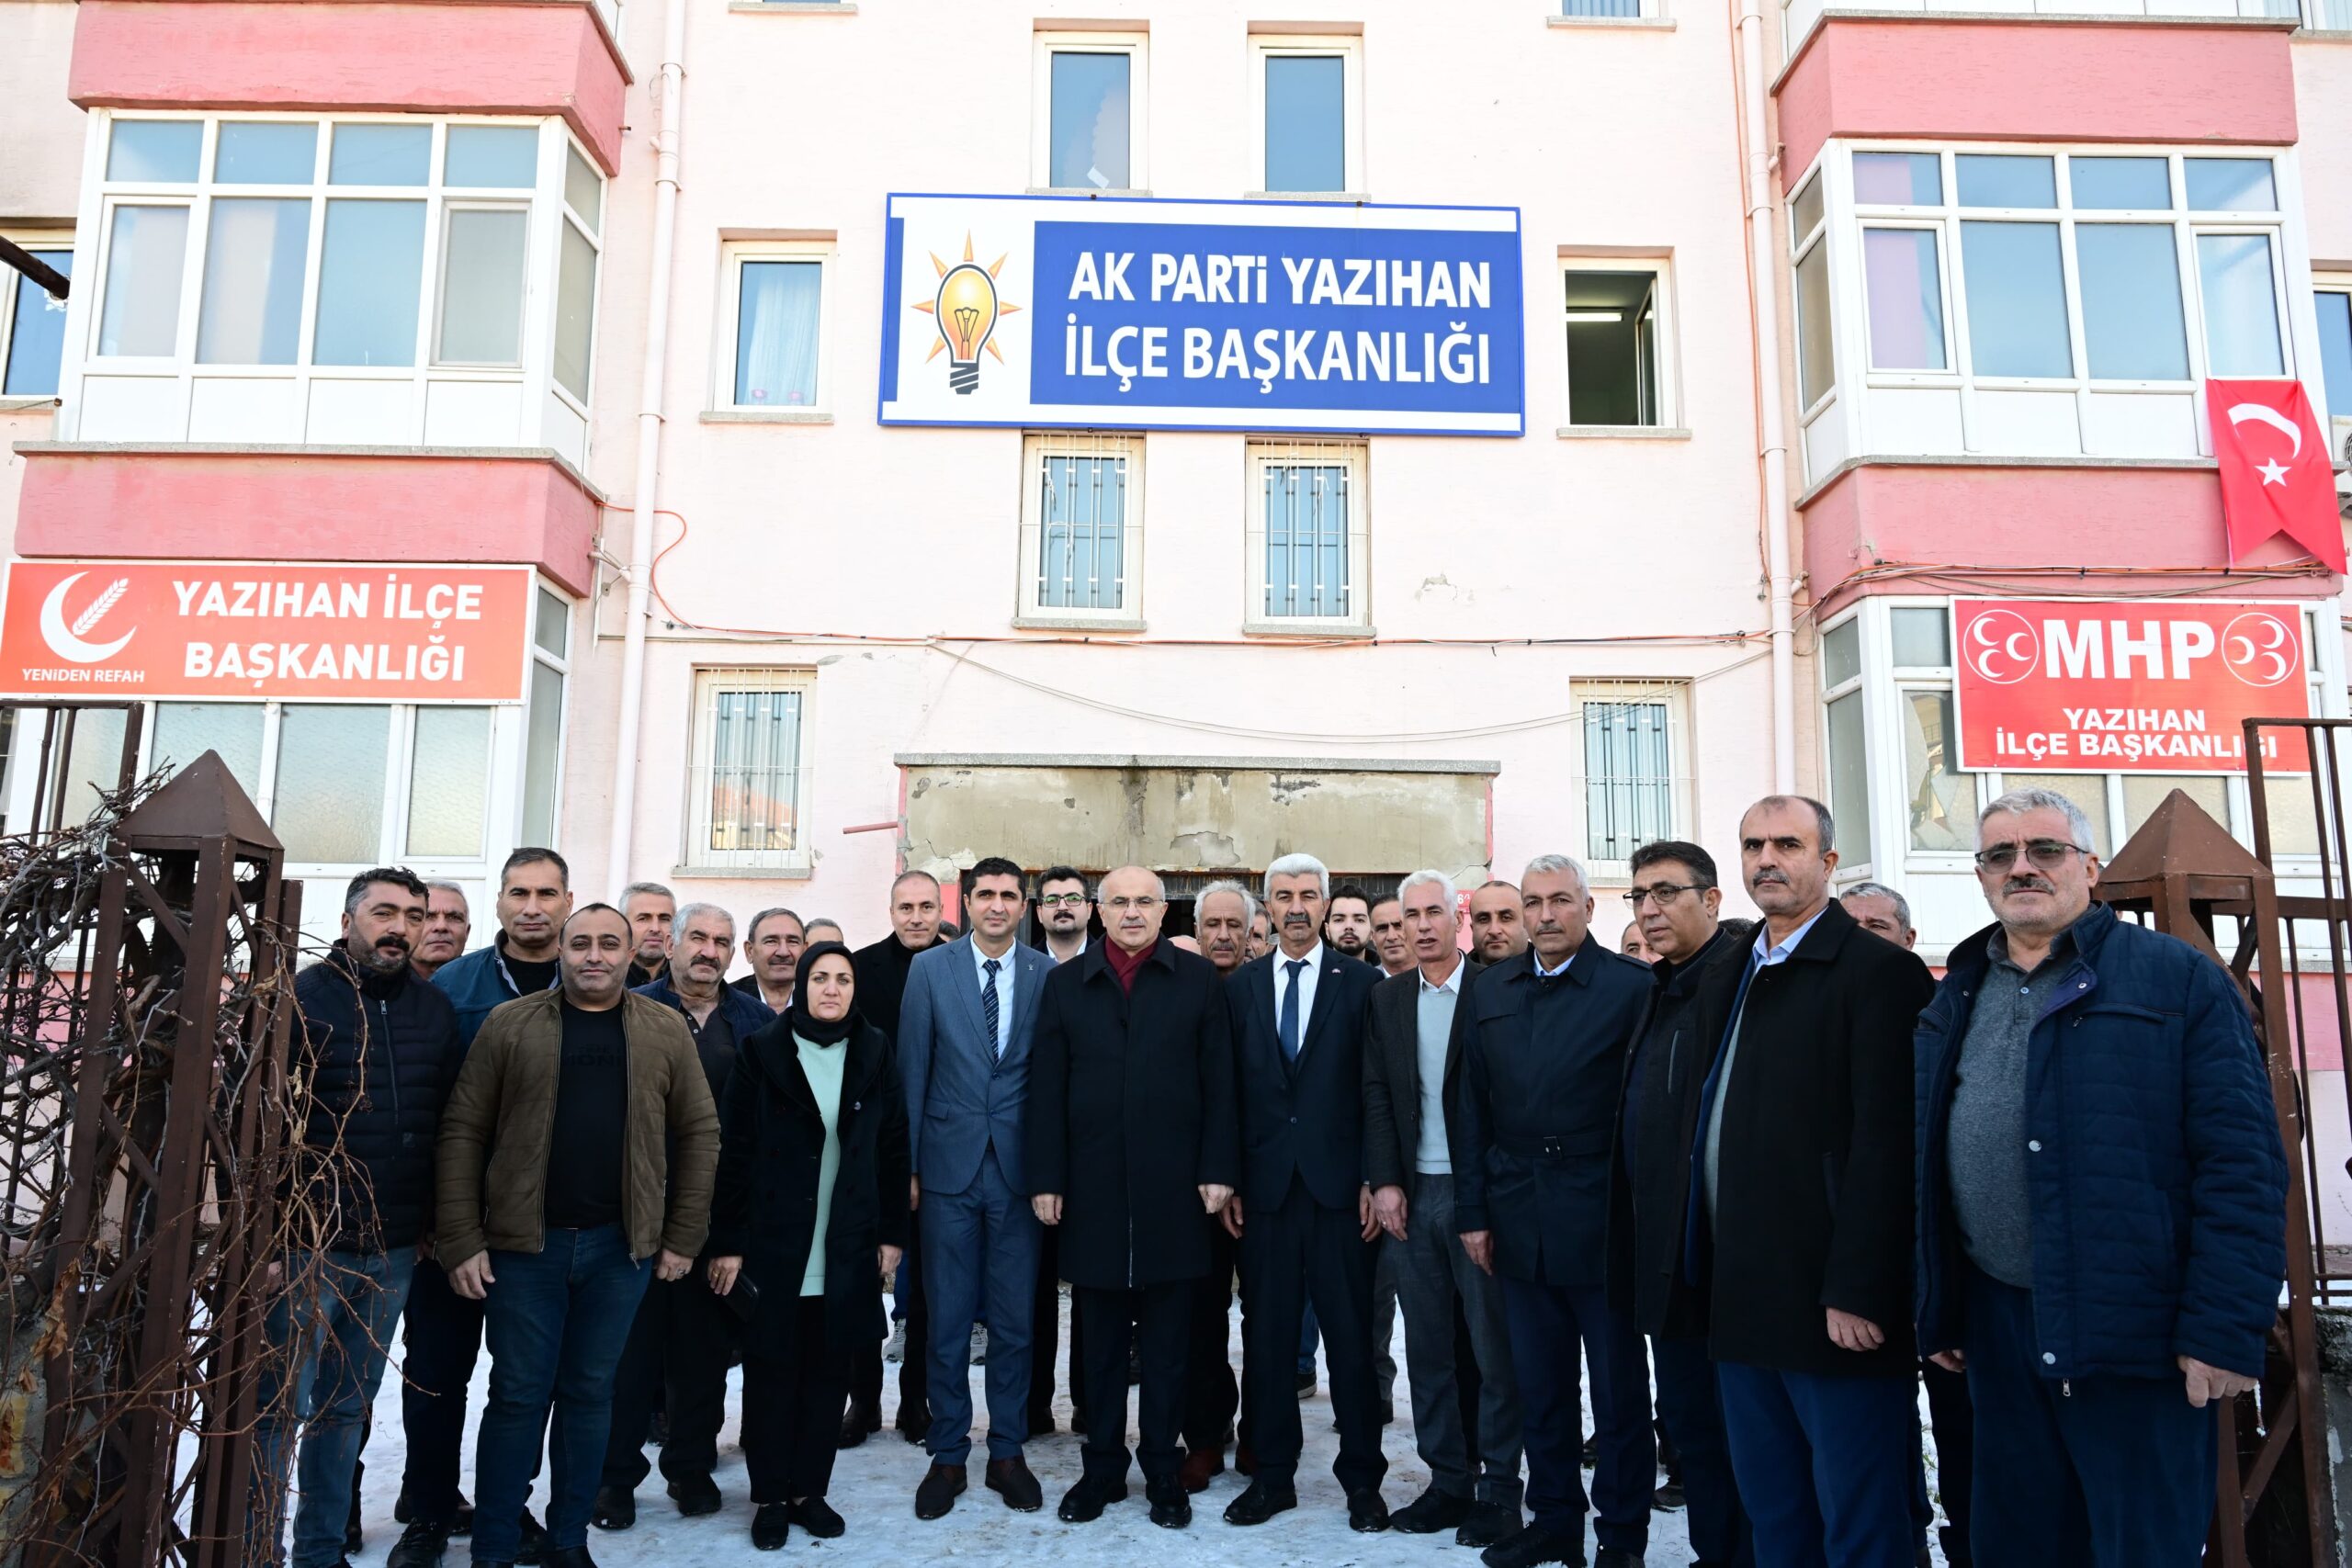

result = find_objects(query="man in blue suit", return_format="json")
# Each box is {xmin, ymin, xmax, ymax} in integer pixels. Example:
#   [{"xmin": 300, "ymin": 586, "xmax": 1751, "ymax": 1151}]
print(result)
[
  {"xmin": 899, "ymin": 856, "xmax": 1053, "ymax": 1520},
  {"xmin": 1221, "ymin": 852, "xmax": 1391, "ymax": 1534}
]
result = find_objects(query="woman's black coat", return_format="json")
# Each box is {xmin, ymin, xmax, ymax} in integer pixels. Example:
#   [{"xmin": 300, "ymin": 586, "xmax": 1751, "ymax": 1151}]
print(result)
[
  {"xmin": 1025, "ymin": 941, "xmax": 1238, "ymax": 1289},
  {"xmin": 707, "ymin": 1015, "xmax": 910, "ymax": 1356}
]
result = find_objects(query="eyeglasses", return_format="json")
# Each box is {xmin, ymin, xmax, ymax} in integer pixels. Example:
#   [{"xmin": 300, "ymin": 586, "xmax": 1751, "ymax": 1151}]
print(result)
[
  {"xmin": 1037, "ymin": 893, "xmax": 1091, "ymax": 908},
  {"xmin": 1973, "ymin": 839, "xmax": 2088, "ymax": 874},
  {"xmin": 1623, "ymin": 883, "xmax": 1701, "ymax": 909},
  {"xmin": 1102, "ymin": 896, "xmax": 1160, "ymax": 912}
]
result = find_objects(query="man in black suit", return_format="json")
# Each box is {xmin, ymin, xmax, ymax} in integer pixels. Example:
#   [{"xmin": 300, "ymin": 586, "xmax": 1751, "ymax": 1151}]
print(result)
[{"xmin": 1220, "ymin": 852, "xmax": 1389, "ymax": 1534}]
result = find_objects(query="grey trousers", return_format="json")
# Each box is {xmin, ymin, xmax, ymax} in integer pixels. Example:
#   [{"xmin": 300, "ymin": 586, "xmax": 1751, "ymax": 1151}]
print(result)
[{"xmin": 1395, "ymin": 1172, "xmax": 1523, "ymax": 1503}]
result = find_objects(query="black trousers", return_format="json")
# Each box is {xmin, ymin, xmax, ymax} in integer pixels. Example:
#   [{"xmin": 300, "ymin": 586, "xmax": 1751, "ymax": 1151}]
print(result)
[
  {"xmin": 601, "ymin": 1268, "xmax": 733, "ymax": 1490},
  {"xmin": 1181, "ymin": 1216, "xmax": 1242, "ymax": 1452},
  {"xmin": 1032, "ymin": 1224, "xmax": 1087, "ymax": 1427},
  {"xmin": 1077, "ymin": 1282, "xmax": 1192, "ymax": 1483},
  {"xmin": 850, "ymin": 1208, "xmax": 926, "ymax": 1421},
  {"xmin": 744, "ymin": 1297, "xmax": 851, "ymax": 1506},
  {"xmin": 1236, "ymin": 1179, "xmax": 1385, "ymax": 1494},
  {"xmin": 400, "ymin": 1253, "xmax": 489, "ymax": 1521}
]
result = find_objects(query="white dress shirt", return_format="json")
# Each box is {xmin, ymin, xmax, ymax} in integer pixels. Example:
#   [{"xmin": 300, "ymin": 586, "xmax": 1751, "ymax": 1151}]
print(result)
[
  {"xmin": 1272, "ymin": 940, "xmax": 1327, "ymax": 1041},
  {"xmin": 972, "ymin": 936, "xmax": 1016, "ymax": 1058}
]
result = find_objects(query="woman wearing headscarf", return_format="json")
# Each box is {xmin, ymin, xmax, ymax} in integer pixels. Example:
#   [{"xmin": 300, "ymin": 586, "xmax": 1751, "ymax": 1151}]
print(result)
[{"xmin": 708, "ymin": 942, "xmax": 910, "ymax": 1548}]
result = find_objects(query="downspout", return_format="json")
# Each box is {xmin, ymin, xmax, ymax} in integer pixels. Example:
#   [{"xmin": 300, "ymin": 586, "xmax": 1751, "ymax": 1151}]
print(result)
[
  {"xmin": 605, "ymin": 0, "xmax": 688, "ymax": 892},
  {"xmin": 1736, "ymin": 0, "xmax": 1800, "ymax": 792}
]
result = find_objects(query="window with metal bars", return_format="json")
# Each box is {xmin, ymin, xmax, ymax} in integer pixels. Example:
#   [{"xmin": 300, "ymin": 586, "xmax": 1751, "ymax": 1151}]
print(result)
[
  {"xmin": 1578, "ymin": 682, "xmax": 1685, "ymax": 862},
  {"xmin": 687, "ymin": 669, "xmax": 810, "ymax": 869},
  {"xmin": 1249, "ymin": 440, "xmax": 1366, "ymax": 626},
  {"xmin": 1020, "ymin": 433, "xmax": 1140, "ymax": 624}
]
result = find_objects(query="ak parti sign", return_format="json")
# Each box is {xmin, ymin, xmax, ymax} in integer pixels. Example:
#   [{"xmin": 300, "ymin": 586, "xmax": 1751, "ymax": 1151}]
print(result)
[
  {"xmin": 0, "ymin": 562, "xmax": 533, "ymax": 702},
  {"xmin": 1953, "ymin": 598, "xmax": 2312, "ymax": 774}
]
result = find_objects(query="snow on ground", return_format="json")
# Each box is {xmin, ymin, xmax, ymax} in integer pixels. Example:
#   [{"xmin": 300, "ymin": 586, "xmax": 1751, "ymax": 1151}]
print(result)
[{"xmin": 345, "ymin": 1292, "xmax": 1952, "ymax": 1566}]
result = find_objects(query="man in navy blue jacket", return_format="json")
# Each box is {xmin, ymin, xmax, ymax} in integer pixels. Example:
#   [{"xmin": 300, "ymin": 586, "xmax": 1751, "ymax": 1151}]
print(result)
[{"xmin": 1917, "ymin": 787, "xmax": 2288, "ymax": 1567}]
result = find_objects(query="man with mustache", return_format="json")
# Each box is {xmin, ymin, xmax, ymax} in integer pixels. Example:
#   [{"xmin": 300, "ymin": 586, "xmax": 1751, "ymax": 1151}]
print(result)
[
  {"xmin": 1036, "ymin": 865, "xmax": 1093, "ymax": 965},
  {"xmin": 1689, "ymin": 797, "xmax": 1934, "ymax": 1568},
  {"xmin": 1179, "ymin": 880, "xmax": 1260, "ymax": 1490},
  {"xmin": 733, "ymin": 907, "xmax": 805, "ymax": 1013},
  {"xmin": 1917, "ymin": 790, "xmax": 2286, "ymax": 1567},
  {"xmin": 1323, "ymin": 886, "xmax": 1375, "ymax": 964},
  {"xmin": 1247, "ymin": 908, "xmax": 1275, "ymax": 962},
  {"xmin": 595, "ymin": 905, "xmax": 776, "ymax": 1531},
  {"xmin": 622, "ymin": 883, "xmax": 677, "ymax": 988},
  {"xmin": 1467, "ymin": 881, "xmax": 1529, "ymax": 965},
  {"xmin": 415, "ymin": 882, "xmax": 473, "ymax": 980},
  {"xmin": 1026, "ymin": 867, "xmax": 1092, "ymax": 1438}
]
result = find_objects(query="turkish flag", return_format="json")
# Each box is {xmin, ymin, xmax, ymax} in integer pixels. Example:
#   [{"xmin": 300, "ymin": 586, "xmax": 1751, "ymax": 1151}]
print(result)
[{"xmin": 2207, "ymin": 378, "xmax": 2346, "ymax": 573}]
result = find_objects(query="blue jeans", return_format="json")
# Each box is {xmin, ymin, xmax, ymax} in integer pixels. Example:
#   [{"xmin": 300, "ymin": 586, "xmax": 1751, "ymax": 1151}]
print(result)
[
  {"xmin": 471, "ymin": 1225, "xmax": 650, "ymax": 1562},
  {"xmin": 254, "ymin": 1246, "xmax": 418, "ymax": 1568}
]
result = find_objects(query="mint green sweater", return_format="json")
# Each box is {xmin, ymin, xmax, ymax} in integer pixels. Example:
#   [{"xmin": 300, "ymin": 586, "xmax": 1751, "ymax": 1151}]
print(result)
[{"xmin": 796, "ymin": 1032, "xmax": 847, "ymax": 1296}]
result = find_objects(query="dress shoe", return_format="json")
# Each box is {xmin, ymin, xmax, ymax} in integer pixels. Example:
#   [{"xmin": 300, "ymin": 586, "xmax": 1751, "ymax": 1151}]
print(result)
[
  {"xmin": 385, "ymin": 1517, "xmax": 451, "ymax": 1568},
  {"xmin": 839, "ymin": 1397, "xmax": 880, "ymax": 1450},
  {"xmin": 589, "ymin": 1486, "xmax": 636, "ymax": 1531},
  {"xmin": 1057, "ymin": 1474, "xmax": 1126, "ymax": 1522},
  {"xmin": 1653, "ymin": 1481, "xmax": 1685, "ymax": 1510},
  {"xmin": 1348, "ymin": 1490, "xmax": 1391, "ymax": 1533},
  {"xmin": 1390, "ymin": 1487, "xmax": 1473, "ymax": 1535},
  {"xmin": 451, "ymin": 1496, "xmax": 476, "ymax": 1535},
  {"xmin": 1596, "ymin": 1549, "xmax": 1645, "ymax": 1568},
  {"xmin": 987, "ymin": 1457, "xmax": 1044, "ymax": 1512},
  {"xmin": 1482, "ymin": 1524, "xmax": 1587, "ymax": 1568},
  {"xmin": 1222, "ymin": 1482, "xmax": 1298, "ymax": 1526},
  {"xmin": 1176, "ymin": 1446, "xmax": 1225, "ymax": 1494},
  {"xmin": 914, "ymin": 1462, "xmax": 967, "ymax": 1520},
  {"xmin": 1146, "ymin": 1474, "xmax": 1192, "ymax": 1529},
  {"xmin": 1458, "ymin": 1500, "xmax": 1523, "ymax": 1549},
  {"xmin": 1295, "ymin": 1370, "xmax": 1316, "ymax": 1397},
  {"xmin": 750, "ymin": 1503, "xmax": 790, "ymax": 1551},
  {"xmin": 515, "ymin": 1509, "xmax": 548, "ymax": 1566},
  {"xmin": 787, "ymin": 1498, "xmax": 844, "ymax": 1539},
  {"xmin": 898, "ymin": 1405, "xmax": 932, "ymax": 1444},
  {"xmin": 1581, "ymin": 1435, "xmax": 1600, "ymax": 1466},
  {"xmin": 666, "ymin": 1474, "xmax": 722, "ymax": 1517},
  {"xmin": 346, "ymin": 1485, "xmax": 365, "ymax": 1554}
]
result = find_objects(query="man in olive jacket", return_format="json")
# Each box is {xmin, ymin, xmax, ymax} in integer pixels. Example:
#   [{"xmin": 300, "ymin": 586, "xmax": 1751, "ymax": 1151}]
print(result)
[{"xmin": 435, "ymin": 903, "xmax": 720, "ymax": 1568}]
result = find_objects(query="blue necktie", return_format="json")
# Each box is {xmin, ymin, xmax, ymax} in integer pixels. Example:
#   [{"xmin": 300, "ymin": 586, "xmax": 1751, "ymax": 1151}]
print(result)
[
  {"xmin": 983, "ymin": 958, "xmax": 1002, "ymax": 1059},
  {"xmin": 1280, "ymin": 959, "xmax": 1306, "ymax": 1061}
]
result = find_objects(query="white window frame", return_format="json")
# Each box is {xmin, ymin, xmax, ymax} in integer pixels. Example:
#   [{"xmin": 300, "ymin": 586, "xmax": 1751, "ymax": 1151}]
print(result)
[
  {"xmin": 1031, "ymin": 31, "xmax": 1150, "ymax": 195},
  {"xmin": 0, "ymin": 230, "xmax": 74, "ymax": 405},
  {"xmin": 681, "ymin": 666, "xmax": 819, "ymax": 878},
  {"xmin": 1817, "ymin": 609, "xmax": 1875, "ymax": 877},
  {"xmin": 549, "ymin": 127, "xmax": 602, "ymax": 414},
  {"xmin": 1243, "ymin": 438, "xmax": 1371, "ymax": 636},
  {"xmin": 1573, "ymin": 679, "xmax": 1693, "ymax": 875},
  {"xmin": 712, "ymin": 240, "xmax": 833, "ymax": 417},
  {"xmin": 1247, "ymin": 33, "xmax": 1366, "ymax": 198},
  {"xmin": 1015, "ymin": 431, "xmax": 1145, "ymax": 630},
  {"xmin": 2318, "ymin": 271, "xmax": 2352, "ymax": 449},
  {"xmin": 1557, "ymin": 254, "xmax": 1681, "ymax": 431},
  {"xmin": 1789, "ymin": 164, "xmax": 1838, "ymax": 424},
  {"xmin": 520, "ymin": 581, "xmax": 571, "ymax": 851}
]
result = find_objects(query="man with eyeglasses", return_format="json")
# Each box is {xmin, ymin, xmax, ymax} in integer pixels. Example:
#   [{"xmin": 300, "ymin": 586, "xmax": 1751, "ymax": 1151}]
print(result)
[
  {"xmin": 1026, "ymin": 866, "xmax": 1094, "ymax": 1440},
  {"xmin": 1607, "ymin": 841, "xmax": 1753, "ymax": 1568},
  {"xmin": 1036, "ymin": 866, "xmax": 1093, "ymax": 965},
  {"xmin": 1917, "ymin": 789, "xmax": 2286, "ymax": 1567}
]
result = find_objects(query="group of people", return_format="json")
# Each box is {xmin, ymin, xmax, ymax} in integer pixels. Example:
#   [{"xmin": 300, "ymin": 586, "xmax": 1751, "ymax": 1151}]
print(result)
[{"xmin": 252, "ymin": 783, "xmax": 2291, "ymax": 1568}]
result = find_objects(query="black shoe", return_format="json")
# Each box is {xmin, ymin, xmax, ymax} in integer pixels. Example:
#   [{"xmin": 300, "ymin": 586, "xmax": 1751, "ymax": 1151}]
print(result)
[
  {"xmin": 1057, "ymin": 1475, "xmax": 1127, "ymax": 1523},
  {"xmin": 987, "ymin": 1457, "xmax": 1044, "ymax": 1512},
  {"xmin": 898, "ymin": 1405, "xmax": 932, "ymax": 1444},
  {"xmin": 786, "ymin": 1498, "xmax": 844, "ymax": 1539},
  {"xmin": 1459, "ymin": 1501, "xmax": 1523, "ymax": 1549},
  {"xmin": 1295, "ymin": 1370, "xmax": 1316, "ymax": 1398},
  {"xmin": 915, "ymin": 1462, "xmax": 967, "ymax": 1520},
  {"xmin": 1596, "ymin": 1549, "xmax": 1645, "ymax": 1568},
  {"xmin": 1392, "ymin": 1487, "xmax": 1473, "ymax": 1535},
  {"xmin": 1483, "ymin": 1525, "xmax": 1588, "ymax": 1568},
  {"xmin": 515, "ymin": 1508, "xmax": 547, "ymax": 1566},
  {"xmin": 386, "ymin": 1518, "xmax": 451, "ymax": 1568},
  {"xmin": 666, "ymin": 1474, "xmax": 722, "ymax": 1517},
  {"xmin": 751, "ymin": 1504, "xmax": 790, "ymax": 1551},
  {"xmin": 542, "ymin": 1549, "xmax": 598, "ymax": 1568},
  {"xmin": 346, "ymin": 1487, "xmax": 364, "ymax": 1555},
  {"xmin": 1146, "ymin": 1474, "xmax": 1191, "ymax": 1529},
  {"xmin": 839, "ymin": 1397, "xmax": 880, "ymax": 1450},
  {"xmin": 1652, "ymin": 1480, "xmax": 1685, "ymax": 1511},
  {"xmin": 1223, "ymin": 1482, "xmax": 1298, "ymax": 1526},
  {"xmin": 1348, "ymin": 1490, "xmax": 1391, "ymax": 1533},
  {"xmin": 450, "ymin": 1495, "xmax": 475, "ymax": 1536},
  {"xmin": 590, "ymin": 1485, "xmax": 636, "ymax": 1531},
  {"xmin": 395, "ymin": 1487, "xmax": 415, "ymax": 1528}
]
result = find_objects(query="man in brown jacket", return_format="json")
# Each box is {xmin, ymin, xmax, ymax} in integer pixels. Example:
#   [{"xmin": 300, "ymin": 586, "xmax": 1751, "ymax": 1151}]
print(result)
[{"xmin": 435, "ymin": 903, "xmax": 720, "ymax": 1568}]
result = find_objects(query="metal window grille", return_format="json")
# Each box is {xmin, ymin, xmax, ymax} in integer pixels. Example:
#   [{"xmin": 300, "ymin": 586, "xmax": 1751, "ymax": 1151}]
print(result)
[
  {"xmin": 1582, "ymin": 691, "xmax": 1676, "ymax": 861},
  {"xmin": 1563, "ymin": 0, "xmax": 1645, "ymax": 16},
  {"xmin": 1261, "ymin": 453, "xmax": 1352, "ymax": 618},
  {"xmin": 1036, "ymin": 435, "xmax": 1129, "ymax": 610},
  {"xmin": 697, "ymin": 680, "xmax": 803, "ymax": 856}
]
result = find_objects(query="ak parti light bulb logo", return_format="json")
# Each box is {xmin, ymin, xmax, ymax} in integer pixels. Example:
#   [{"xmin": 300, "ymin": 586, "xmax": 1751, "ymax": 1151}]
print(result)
[{"xmin": 912, "ymin": 233, "xmax": 1022, "ymax": 394}]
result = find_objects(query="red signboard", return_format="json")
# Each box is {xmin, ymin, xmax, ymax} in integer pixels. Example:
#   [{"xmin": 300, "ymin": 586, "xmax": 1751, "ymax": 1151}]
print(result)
[
  {"xmin": 0, "ymin": 561, "xmax": 533, "ymax": 702},
  {"xmin": 1953, "ymin": 599, "xmax": 2311, "ymax": 774}
]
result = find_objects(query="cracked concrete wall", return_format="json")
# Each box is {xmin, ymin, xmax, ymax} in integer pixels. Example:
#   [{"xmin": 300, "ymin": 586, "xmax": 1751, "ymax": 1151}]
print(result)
[{"xmin": 900, "ymin": 762, "xmax": 1491, "ymax": 882}]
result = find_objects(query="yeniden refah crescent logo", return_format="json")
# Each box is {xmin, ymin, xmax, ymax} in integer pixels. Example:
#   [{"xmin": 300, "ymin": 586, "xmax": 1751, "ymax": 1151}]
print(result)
[
  {"xmin": 910, "ymin": 232, "xmax": 1023, "ymax": 394},
  {"xmin": 40, "ymin": 572, "xmax": 136, "ymax": 664}
]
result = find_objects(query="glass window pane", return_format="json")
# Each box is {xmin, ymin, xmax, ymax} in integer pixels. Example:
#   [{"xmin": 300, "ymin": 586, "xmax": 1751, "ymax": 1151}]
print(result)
[
  {"xmin": 1852, "ymin": 152, "xmax": 1941, "ymax": 206},
  {"xmin": 57, "ymin": 707, "xmax": 129, "ymax": 824},
  {"xmin": 330, "ymin": 124, "xmax": 430, "ymax": 186},
  {"xmin": 2186, "ymin": 158, "xmax": 2277, "ymax": 212},
  {"xmin": 554, "ymin": 220, "xmax": 596, "ymax": 400},
  {"xmin": 1048, "ymin": 52, "xmax": 1131, "ymax": 190},
  {"xmin": 705, "ymin": 687, "xmax": 803, "ymax": 853},
  {"xmin": 97, "ymin": 205, "xmax": 189, "ymax": 356},
  {"xmin": 273, "ymin": 705, "xmax": 390, "ymax": 863},
  {"xmin": 1560, "ymin": 0, "xmax": 1643, "ymax": 13},
  {"xmin": 1960, "ymin": 221, "xmax": 2072, "ymax": 378},
  {"xmin": 2070, "ymin": 156, "xmax": 2170, "ymax": 211},
  {"xmin": 1903, "ymin": 691, "xmax": 1976, "ymax": 852},
  {"xmin": 196, "ymin": 197, "xmax": 311, "ymax": 365},
  {"xmin": 535, "ymin": 587, "xmax": 570, "ymax": 659},
  {"xmin": 1956, "ymin": 154, "xmax": 2056, "ymax": 209},
  {"xmin": 1264, "ymin": 55, "xmax": 1346, "ymax": 193},
  {"xmin": 4, "ymin": 249, "xmax": 72, "ymax": 396},
  {"xmin": 1565, "ymin": 270, "xmax": 1659, "ymax": 425},
  {"xmin": 564, "ymin": 145, "xmax": 602, "ymax": 231},
  {"xmin": 2264, "ymin": 775, "xmax": 2324, "ymax": 859},
  {"xmin": 1795, "ymin": 243, "xmax": 1835, "ymax": 406},
  {"xmin": 407, "ymin": 705, "xmax": 492, "ymax": 857},
  {"xmin": 1822, "ymin": 617, "xmax": 1861, "ymax": 687},
  {"xmin": 2076, "ymin": 224, "xmax": 2188, "ymax": 380},
  {"xmin": 436, "ymin": 208, "xmax": 527, "ymax": 365},
  {"xmin": 1862, "ymin": 229, "xmax": 1947, "ymax": 371},
  {"xmin": 734, "ymin": 261, "xmax": 821, "ymax": 407},
  {"xmin": 152, "ymin": 702, "xmax": 265, "ymax": 801},
  {"xmin": 2319, "ymin": 291, "xmax": 2352, "ymax": 423},
  {"xmin": 107, "ymin": 120, "xmax": 202, "ymax": 184},
  {"xmin": 1262, "ymin": 462, "xmax": 1351, "ymax": 617},
  {"xmin": 521, "ymin": 661, "xmax": 564, "ymax": 847},
  {"xmin": 215, "ymin": 121, "xmax": 317, "ymax": 185},
  {"xmin": 2001, "ymin": 772, "xmax": 2109, "ymax": 857},
  {"xmin": 2121, "ymin": 774, "xmax": 2226, "ymax": 843},
  {"xmin": 313, "ymin": 199, "xmax": 424, "ymax": 367},
  {"xmin": 2198, "ymin": 234, "xmax": 2284, "ymax": 378},
  {"xmin": 1826, "ymin": 692, "xmax": 1876, "ymax": 866},
  {"xmin": 445, "ymin": 125, "xmax": 539, "ymax": 188},
  {"xmin": 1583, "ymin": 699, "xmax": 1673, "ymax": 862},
  {"xmin": 1791, "ymin": 175, "xmax": 1824, "ymax": 244},
  {"xmin": 1038, "ymin": 451, "xmax": 1127, "ymax": 611},
  {"xmin": 1890, "ymin": 606, "xmax": 1951, "ymax": 668}
]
